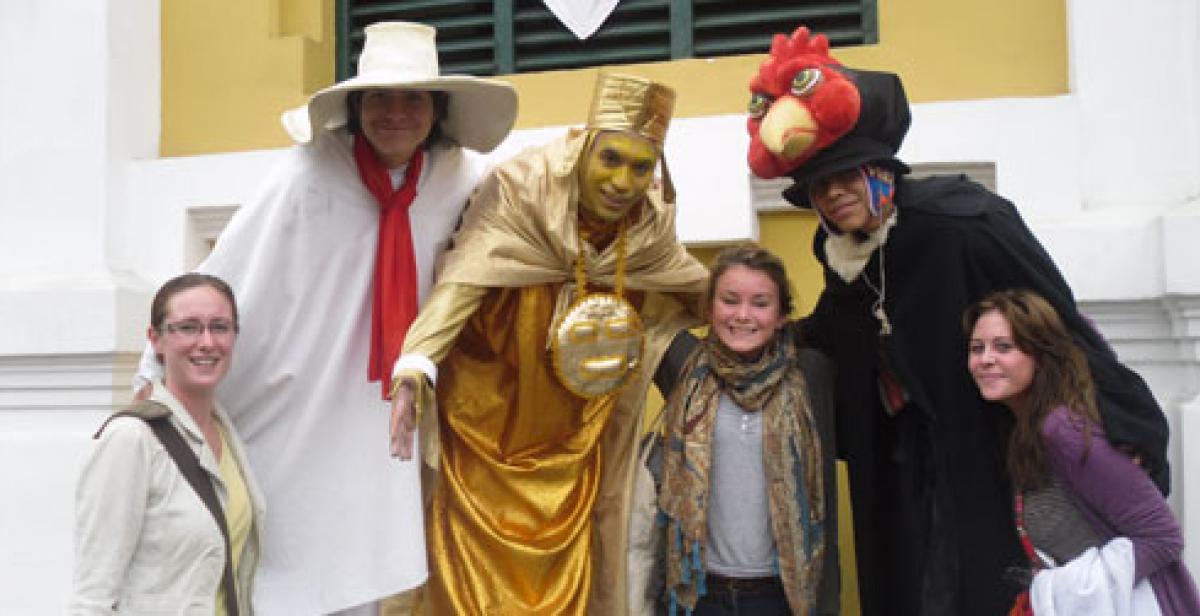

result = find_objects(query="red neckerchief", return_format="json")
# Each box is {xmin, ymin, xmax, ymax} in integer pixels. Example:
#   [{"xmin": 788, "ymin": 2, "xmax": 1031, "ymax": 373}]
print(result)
[
  {"xmin": 353, "ymin": 135, "xmax": 425, "ymax": 399},
  {"xmin": 1009, "ymin": 492, "xmax": 1040, "ymax": 616}
]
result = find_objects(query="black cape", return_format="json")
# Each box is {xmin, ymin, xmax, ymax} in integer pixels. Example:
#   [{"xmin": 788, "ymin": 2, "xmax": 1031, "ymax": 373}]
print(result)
[{"xmin": 797, "ymin": 175, "xmax": 1170, "ymax": 616}]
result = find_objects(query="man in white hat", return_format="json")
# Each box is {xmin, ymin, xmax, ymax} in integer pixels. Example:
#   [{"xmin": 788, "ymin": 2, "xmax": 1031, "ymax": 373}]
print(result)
[
  {"xmin": 389, "ymin": 73, "xmax": 708, "ymax": 615},
  {"xmin": 134, "ymin": 22, "xmax": 517, "ymax": 615}
]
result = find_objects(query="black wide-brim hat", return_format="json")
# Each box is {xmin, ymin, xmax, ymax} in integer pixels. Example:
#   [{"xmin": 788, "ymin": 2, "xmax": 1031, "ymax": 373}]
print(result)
[{"xmin": 783, "ymin": 68, "xmax": 912, "ymax": 208}]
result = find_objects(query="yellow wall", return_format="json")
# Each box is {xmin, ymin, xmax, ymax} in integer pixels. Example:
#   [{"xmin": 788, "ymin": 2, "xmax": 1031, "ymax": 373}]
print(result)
[
  {"xmin": 161, "ymin": 0, "xmax": 334, "ymax": 156},
  {"xmin": 161, "ymin": 0, "xmax": 1066, "ymax": 155}
]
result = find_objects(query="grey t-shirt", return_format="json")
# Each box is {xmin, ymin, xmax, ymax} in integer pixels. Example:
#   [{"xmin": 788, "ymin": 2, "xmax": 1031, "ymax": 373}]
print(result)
[{"xmin": 705, "ymin": 393, "xmax": 777, "ymax": 577}]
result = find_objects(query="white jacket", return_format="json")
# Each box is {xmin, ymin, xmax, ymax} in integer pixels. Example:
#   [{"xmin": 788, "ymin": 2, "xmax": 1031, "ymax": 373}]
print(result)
[{"xmin": 70, "ymin": 381, "xmax": 266, "ymax": 615}]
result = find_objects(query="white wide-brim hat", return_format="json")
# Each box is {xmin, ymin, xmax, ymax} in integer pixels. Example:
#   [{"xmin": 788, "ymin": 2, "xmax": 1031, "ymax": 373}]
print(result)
[{"xmin": 281, "ymin": 21, "xmax": 518, "ymax": 153}]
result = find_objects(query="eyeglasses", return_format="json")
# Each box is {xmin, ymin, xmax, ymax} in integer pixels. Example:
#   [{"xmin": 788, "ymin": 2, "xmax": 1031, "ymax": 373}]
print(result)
[{"xmin": 162, "ymin": 319, "xmax": 237, "ymax": 339}]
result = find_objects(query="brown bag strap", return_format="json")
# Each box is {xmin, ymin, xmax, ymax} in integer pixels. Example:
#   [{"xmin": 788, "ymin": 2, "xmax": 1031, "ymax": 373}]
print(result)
[{"xmin": 98, "ymin": 401, "xmax": 240, "ymax": 616}]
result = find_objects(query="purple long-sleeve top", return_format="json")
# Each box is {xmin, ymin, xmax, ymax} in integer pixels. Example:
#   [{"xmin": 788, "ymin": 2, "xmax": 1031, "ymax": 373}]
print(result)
[{"xmin": 1043, "ymin": 406, "xmax": 1200, "ymax": 614}]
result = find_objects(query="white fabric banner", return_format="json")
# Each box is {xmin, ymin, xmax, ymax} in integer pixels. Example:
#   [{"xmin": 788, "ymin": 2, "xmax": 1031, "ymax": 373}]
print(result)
[{"xmin": 542, "ymin": 0, "xmax": 620, "ymax": 40}]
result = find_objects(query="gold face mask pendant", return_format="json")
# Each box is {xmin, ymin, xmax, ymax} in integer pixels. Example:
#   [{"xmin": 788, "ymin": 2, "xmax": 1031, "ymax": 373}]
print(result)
[{"xmin": 551, "ymin": 219, "xmax": 644, "ymax": 398}]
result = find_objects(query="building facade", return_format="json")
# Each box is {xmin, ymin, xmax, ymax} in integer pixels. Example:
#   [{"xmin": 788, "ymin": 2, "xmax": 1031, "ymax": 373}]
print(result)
[{"xmin": 1, "ymin": 0, "xmax": 1198, "ymax": 612}]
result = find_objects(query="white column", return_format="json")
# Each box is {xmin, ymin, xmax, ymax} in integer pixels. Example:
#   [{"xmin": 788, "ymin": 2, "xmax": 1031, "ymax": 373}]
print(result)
[
  {"xmin": 0, "ymin": 0, "xmax": 159, "ymax": 361},
  {"xmin": 1165, "ymin": 298, "xmax": 1200, "ymax": 576},
  {"xmin": 0, "ymin": 0, "xmax": 158, "ymax": 611},
  {"xmin": 1066, "ymin": 5, "xmax": 1200, "ymax": 573},
  {"xmin": 1068, "ymin": 0, "xmax": 1200, "ymax": 211}
]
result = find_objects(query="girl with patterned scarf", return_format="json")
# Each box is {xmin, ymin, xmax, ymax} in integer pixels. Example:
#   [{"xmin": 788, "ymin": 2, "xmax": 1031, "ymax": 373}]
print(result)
[{"xmin": 656, "ymin": 246, "xmax": 840, "ymax": 615}]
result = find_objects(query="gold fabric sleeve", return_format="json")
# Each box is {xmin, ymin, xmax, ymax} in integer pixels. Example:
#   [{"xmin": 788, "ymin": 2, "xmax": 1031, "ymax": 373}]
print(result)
[{"xmin": 401, "ymin": 283, "xmax": 488, "ymax": 363}]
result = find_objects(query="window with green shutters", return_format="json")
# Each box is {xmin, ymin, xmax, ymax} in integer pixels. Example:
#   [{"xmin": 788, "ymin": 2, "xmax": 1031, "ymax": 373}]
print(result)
[{"xmin": 336, "ymin": 0, "xmax": 877, "ymax": 79}]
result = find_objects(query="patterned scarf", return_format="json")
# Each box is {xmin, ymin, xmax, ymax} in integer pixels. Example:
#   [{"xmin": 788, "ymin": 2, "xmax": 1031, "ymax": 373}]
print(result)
[
  {"xmin": 658, "ymin": 332, "xmax": 826, "ymax": 615},
  {"xmin": 352, "ymin": 135, "xmax": 425, "ymax": 398}
]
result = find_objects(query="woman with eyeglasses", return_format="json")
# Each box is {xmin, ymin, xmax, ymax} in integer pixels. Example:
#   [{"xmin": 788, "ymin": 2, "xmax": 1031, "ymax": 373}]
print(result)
[
  {"xmin": 71, "ymin": 273, "xmax": 264, "ymax": 615},
  {"xmin": 964, "ymin": 289, "xmax": 1199, "ymax": 614}
]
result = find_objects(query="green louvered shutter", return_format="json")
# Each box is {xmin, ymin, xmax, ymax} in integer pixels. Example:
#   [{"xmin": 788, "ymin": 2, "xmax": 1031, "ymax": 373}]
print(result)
[
  {"xmin": 338, "ymin": 0, "xmax": 877, "ymax": 79},
  {"xmin": 691, "ymin": 0, "xmax": 877, "ymax": 57}
]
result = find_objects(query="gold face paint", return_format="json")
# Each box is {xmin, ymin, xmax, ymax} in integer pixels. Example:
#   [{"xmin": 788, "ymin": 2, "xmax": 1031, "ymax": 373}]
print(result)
[{"xmin": 578, "ymin": 131, "xmax": 658, "ymax": 224}]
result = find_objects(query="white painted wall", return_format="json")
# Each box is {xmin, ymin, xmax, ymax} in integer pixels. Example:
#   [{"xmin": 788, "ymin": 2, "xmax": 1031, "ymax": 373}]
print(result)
[
  {"xmin": 3, "ymin": 0, "xmax": 1200, "ymax": 613},
  {"xmin": 1069, "ymin": 0, "xmax": 1200, "ymax": 212},
  {"xmin": 0, "ymin": 0, "xmax": 159, "ymax": 611}
]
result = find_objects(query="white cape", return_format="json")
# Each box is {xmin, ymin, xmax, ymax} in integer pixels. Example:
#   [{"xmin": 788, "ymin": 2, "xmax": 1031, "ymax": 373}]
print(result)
[
  {"xmin": 137, "ymin": 130, "xmax": 488, "ymax": 614},
  {"xmin": 1031, "ymin": 538, "xmax": 1162, "ymax": 616}
]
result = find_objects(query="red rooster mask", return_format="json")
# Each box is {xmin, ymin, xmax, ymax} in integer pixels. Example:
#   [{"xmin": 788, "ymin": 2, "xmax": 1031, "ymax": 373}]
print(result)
[
  {"xmin": 747, "ymin": 26, "xmax": 912, "ymax": 200},
  {"xmin": 747, "ymin": 27, "xmax": 861, "ymax": 179}
]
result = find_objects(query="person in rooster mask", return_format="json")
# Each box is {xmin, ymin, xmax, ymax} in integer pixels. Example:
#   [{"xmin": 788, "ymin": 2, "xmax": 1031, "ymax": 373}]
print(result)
[{"xmin": 745, "ymin": 26, "xmax": 1171, "ymax": 616}]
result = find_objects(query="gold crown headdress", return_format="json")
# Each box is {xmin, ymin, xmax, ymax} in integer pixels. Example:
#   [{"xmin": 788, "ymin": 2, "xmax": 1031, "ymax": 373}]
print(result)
[{"xmin": 586, "ymin": 73, "xmax": 676, "ymax": 147}]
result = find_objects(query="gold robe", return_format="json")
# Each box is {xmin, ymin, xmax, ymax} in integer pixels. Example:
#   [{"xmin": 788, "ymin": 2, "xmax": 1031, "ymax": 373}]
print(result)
[{"xmin": 400, "ymin": 131, "xmax": 708, "ymax": 615}]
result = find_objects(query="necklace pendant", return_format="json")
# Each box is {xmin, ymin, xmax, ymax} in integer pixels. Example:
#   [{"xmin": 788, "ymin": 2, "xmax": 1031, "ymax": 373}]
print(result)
[
  {"xmin": 550, "ymin": 292, "xmax": 644, "ymax": 398},
  {"xmin": 874, "ymin": 306, "xmax": 893, "ymax": 336}
]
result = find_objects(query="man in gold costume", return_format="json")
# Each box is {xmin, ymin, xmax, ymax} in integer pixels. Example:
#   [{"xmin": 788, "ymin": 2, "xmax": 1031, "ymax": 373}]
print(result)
[{"xmin": 389, "ymin": 74, "xmax": 708, "ymax": 615}]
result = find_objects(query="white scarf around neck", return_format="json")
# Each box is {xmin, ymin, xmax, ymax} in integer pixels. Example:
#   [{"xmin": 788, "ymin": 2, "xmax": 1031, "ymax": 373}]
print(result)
[{"xmin": 823, "ymin": 209, "xmax": 899, "ymax": 283}]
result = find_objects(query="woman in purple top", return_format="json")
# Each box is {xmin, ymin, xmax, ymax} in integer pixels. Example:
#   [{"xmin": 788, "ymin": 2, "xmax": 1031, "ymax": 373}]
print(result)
[{"xmin": 963, "ymin": 289, "xmax": 1200, "ymax": 614}]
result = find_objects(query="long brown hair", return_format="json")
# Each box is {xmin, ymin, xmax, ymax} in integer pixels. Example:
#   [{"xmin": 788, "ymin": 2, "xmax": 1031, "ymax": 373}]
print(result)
[{"xmin": 963, "ymin": 289, "xmax": 1098, "ymax": 490}]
